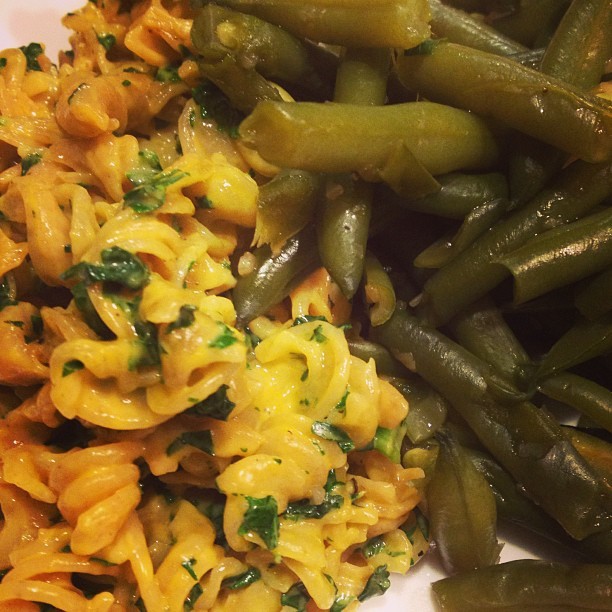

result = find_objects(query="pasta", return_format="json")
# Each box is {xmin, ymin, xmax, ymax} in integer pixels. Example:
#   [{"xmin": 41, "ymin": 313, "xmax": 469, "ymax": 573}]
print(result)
[{"xmin": 0, "ymin": 1, "xmax": 427, "ymax": 610}]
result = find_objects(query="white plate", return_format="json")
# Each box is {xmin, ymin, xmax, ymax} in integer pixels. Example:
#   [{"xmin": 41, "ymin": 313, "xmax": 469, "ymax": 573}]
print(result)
[{"xmin": 0, "ymin": 2, "xmax": 553, "ymax": 610}]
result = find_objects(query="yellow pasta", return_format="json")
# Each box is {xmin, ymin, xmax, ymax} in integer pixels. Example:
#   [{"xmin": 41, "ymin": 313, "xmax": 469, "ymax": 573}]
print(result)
[{"xmin": 0, "ymin": 1, "xmax": 425, "ymax": 609}]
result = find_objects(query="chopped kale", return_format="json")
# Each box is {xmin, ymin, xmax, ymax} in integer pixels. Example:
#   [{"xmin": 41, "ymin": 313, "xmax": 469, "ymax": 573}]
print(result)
[
  {"xmin": 244, "ymin": 327, "xmax": 261, "ymax": 349},
  {"xmin": 208, "ymin": 323, "xmax": 238, "ymax": 349},
  {"xmin": 19, "ymin": 42, "xmax": 43, "ymax": 71},
  {"xmin": 123, "ymin": 169, "xmax": 187, "ymax": 213},
  {"xmin": 62, "ymin": 359, "xmax": 84, "ymax": 377},
  {"xmin": 126, "ymin": 150, "xmax": 163, "ymax": 186},
  {"xmin": 334, "ymin": 388, "xmax": 349, "ymax": 414},
  {"xmin": 192, "ymin": 81, "xmax": 243, "ymax": 138},
  {"xmin": 292, "ymin": 315, "xmax": 327, "ymax": 326},
  {"xmin": 166, "ymin": 304, "xmax": 197, "ymax": 333},
  {"xmin": 284, "ymin": 470, "xmax": 344, "ymax": 520},
  {"xmin": 181, "ymin": 558, "xmax": 198, "ymax": 580},
  {"xmin": 310, "ymin": 324, "xmax": 327, "ymax": 343},
  {"xmin": 311, "ymin": 422, "xmax": 355, "ymax": 453},
  {"xmin": 130, "ymin": 319, "xmax": 161, "ymax": 369},
  {"xmin": 190, "ymin": 496, "xmax": 227, "ymax": 547},
  {"xmin": 155, "ymin": 64, "xmax": 181, "ymax": 83},
  {"xmin": 280, "ymin": 582, "xmax": 309, "ymax": 611},
  {"xmin": 194, "ymin": 195, "xmax": 213, "ymax": 209},
  {"xmin": 183, "ymin": 582, "xmax": 203, "ymax": 611},
  {"xmin": 361, "ymin": 535, "xmax": 386, "ymax": 558},
  {"xmin": 186, "ymin": 384, "xmax": 235, "ymax": 420},
  {"xmin": 70, "ymin": 282, "xmax": 113, "ymax": 339},
  {"xmin": 166, "ymin": 430, "xmax": 214, "ymax": 456},
  {"xmin": 97, "ymin": 33, "xmax": 116, "ymax": 51},
  {"xmin": 357, "ymin": 565, "xmax": 390, "ymax": 602},
  {"xmin": 0, "ymin": 58, "xmax": 7, "ymax": 69},
  {"xmin": 330, "ymin": 594, "xmax": 355, "ymax": 612},
  {"xmin": 21, "ymin": 152, "xmax": 42, "ymax": 175},
  {"xmin": 0, "ymin": 277, "xmax": 17, "ymax": 311},
  {"xmin": 238, "ymin": 495, "xmax": 279, "ymax": 550},
  {"xmin": 221, "ymin": 567, "xmax": 261, "ymax": 590},
  {"xmin": 61, "ymin": 246, "xmax": 149, "ymax": 290}
]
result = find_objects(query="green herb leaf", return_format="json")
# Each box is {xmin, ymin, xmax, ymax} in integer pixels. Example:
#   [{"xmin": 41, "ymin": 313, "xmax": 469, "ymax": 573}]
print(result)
[
  {"xmin": 70, "ymin": 282, "xmax": 112, "ymax": 338},
  {"xmin": 192, "ymin": 81, "xmax": 243, "ymax": 138},
  {"xmin": 156, "ymin": 64, "xmax": 181, "ymax": 83},
  {"xmin": 62, "ymin": 359, "xmax": 84, "ymax": 377},
  {"xmin": 361, "ymin": 536, "xmax": 386, "ymax": 558},
  {"xmin": 97, "ymin": 33, "xmax": 116, "ymax": 51},
  {"xmin": 335, "ymin": 388, "xmax": 349, "ymax": 414},
  {"xmin": 123, "ymin": 169, "xmax": 187, "ymax": 213},
  {"xmin": 208, "ymin": 323, "xmax": 238, "ymax": 349},
  {"xmin": 311, "ymin": 422, "xmax": 355, "ymax": 453},
  {"xmin": 221, "ymin": 567, "xmax": 261, "ymax": 590},
  {"xmin": 167, "ymin": 304, "xmax": 197, "ymax": 333},
  {"xmin": 280, "ymin": 582, "xmax": 309, "ymax": 611},
  {"xmin": 186, "ymin": 384, "xmax": 235, "ymax": 420},
  {"xmin": 61, "ymin": 246, "xmax": 149, "ymax": 290},
  {"xmin": 181, "ymin": 558, "xmax": 198, "ymax": 580},
  {"xmin": 184, "ymin": 582, "xmax": 203, "ymax": 611},
  {"xmin": 357, "ymin": 565, "xmax": 390, "ymax": 602},
  {"xmin": 19, "ymin": 42, "xmax": 43, "ymax": 71},
  {"xmin": 310, "ymin": 324, "xmax": 327, "ymax": 343},
  {"xmin": 285, "ymin": 470, "xmax": 344, "ymax": 520},
  {"xmin": 238, "ymin": 495, "xmax": 279, "ymax": 550},
  {"xmin": 166, "ymin": 430, "xmax": 214, "ymax": 456},
  {"xmin": 0, "ymin": 276, "xmax": 17, "ymax": 311},
  {"xmin": 292, "ymin": 315, "xmax": 327, "ymax": 326},
  {"xmin": 21, "ymin": 152, "xmax": 42, "ymax": 175}
]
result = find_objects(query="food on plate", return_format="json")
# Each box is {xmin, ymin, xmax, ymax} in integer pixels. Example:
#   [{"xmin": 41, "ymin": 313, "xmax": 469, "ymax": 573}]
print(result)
[{"xmin": 0, "ymin": 0, "xmax": 610, "ymax": 610}]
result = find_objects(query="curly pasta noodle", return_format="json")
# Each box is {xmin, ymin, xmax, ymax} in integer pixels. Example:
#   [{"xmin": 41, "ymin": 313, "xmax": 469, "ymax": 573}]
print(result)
[{"xmin": 0, "ymin": 1, "xmax": 427, "ymax": 610}]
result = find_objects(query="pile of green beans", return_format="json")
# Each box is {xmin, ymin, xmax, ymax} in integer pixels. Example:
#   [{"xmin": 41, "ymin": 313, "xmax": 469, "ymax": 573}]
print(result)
[{"xmin": 190, "ymin": 0, "xmax": 612, "ymax": 608}]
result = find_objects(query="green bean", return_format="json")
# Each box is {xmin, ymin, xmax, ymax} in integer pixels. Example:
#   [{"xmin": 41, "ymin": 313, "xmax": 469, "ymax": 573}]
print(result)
[
  {"xmin": 232, "ymin": 226, "xmax": 319, "ymax": 327},
  {"xmin": 507, "ymin": 47, "xmax": 545, "ymax": 69},
  {"xmin": 535, "ymin": 314, "xmax": 612, "ymax": 381},
  {"xmin": 371, "ymin": 307, "xmax": 612, "ymax": 539},
  {"xmin": 464, "ymin": 446, "xmax": 572, "ymax": 543},
  {"xmin": 316, "ymin": 175, "xmax": 372, "ymax": 298},
  {"xmin": 333, "ymin": 47, "xmax": 390, "ymax": 106},
  {"xmin": 315, "ymin": 48, "xmax": 389, "ymax": 299},
  {"xmin": 414, "ymin": 197, "xmax": 509, "ymax": 269},
  {"xmin": 575, "ymin": 268, "xmax": 612, "ymax": 320},
  {"xmin": 391, "ymin": 377, "xmax": 449, "ymax": 444},
  {"xmin": 540, "ymin": 374, "xmax": 612, "ymax": 433},
  {"xmin": 540, "ymin": 0, "xmax": 612, "ymax": 91},
  {"xmin": 506, "ymin": 132, "xmax": 566, "ymax": 206},
  {"xmin": 432, "ymin": 560, "xmax": 612, "ymax": 611},
  {"xmin": 565, "ymin": 427, "xmax": 612, "ymax": 483},
  {"xmin": 346, "ymin": 337, "xmax": 410, "ymax": 378},
  {"xmin": 491, "ymin": 0, "xmax": 571, "ymax": 47},
  {"xmin": 239, "ymin": 100, "xmax": 499, "ymax": 180},
  {"xmin": 417, "ymin": 159, "xmax": 612, "ymax": 327},
  {"xmin": 507, "ymin": 0, "xmax": 612, "ymax": 206},
  {"xmin": 448, "ymin": 298, "xmax": 531, "ymax": 392},
  {"xmin": 498, "ymin": 207, "xmax": 612, "ymax": 305},
  {"xmin": 391, "ymin": 172, "xmax": 509, "ymax": 219},
  {"xmin": 191, "ymin": 4, "xmax": 331, "ymax": 97},
  {"xmin": 196, "ymin": 54, "xmax": 282, "ymax": 113},
  {"xmin": 395, "ymin": 41, "xmax": 612, "ymax": 163},
  {"xmin": 211, "ymin": 0, "xmax": 432, "ymax": 49},
  {"xmin": 427, "ymin": 428, "xmax": 502, "ymax": 574},
  {"xmin": 253, "ymin": 169, "xmax": 322, "ymax": 254},
  {"xmin": 442, "ymin": 0, "xmax": 518, "ymax": 14},
  {"xmin": 362, "ymin": 252, "xmax": 396, "ymax": 326},
  {"xmin": 429, "ymin": 0, "xmax": 528, "ymax": 56}
]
